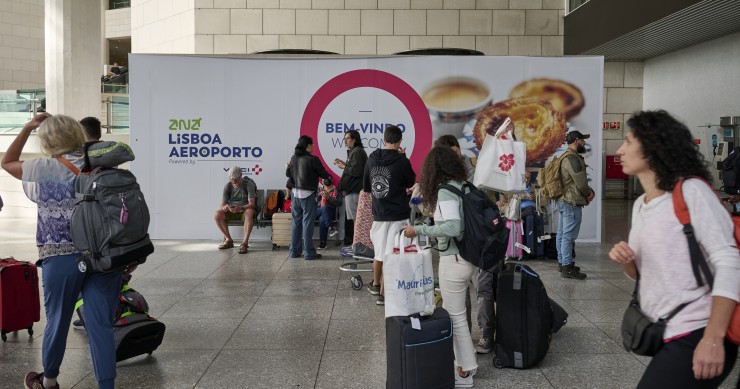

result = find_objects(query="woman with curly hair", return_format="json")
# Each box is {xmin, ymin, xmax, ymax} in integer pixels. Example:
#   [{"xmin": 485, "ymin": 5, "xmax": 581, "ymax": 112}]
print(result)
[
  {"xmin": 609, "ymin": 110, "xmax": 739, "ymax": 388},
  {"xmin": 403, "ymin": 146, "xmax": 477, "ymax": 388}
]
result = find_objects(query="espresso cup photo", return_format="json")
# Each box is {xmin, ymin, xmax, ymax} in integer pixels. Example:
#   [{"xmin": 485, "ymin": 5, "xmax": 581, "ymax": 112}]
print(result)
[{"xmin": 421, "ymin": 77, "xmax": 492, "ymax": 138}]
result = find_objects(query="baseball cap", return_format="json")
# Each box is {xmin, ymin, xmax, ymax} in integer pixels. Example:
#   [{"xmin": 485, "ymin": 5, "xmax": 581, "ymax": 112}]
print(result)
[{"xmin": 566, "ymin": 130, "xmax": 591, "ymax": 144}]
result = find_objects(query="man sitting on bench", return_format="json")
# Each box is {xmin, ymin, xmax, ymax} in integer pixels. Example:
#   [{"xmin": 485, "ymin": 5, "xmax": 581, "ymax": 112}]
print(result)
[{"xmin": 215, "ymin": 166, "xmax": 257, "ymax": 254}]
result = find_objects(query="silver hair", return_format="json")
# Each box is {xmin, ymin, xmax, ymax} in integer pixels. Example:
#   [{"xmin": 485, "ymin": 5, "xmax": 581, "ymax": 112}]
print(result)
[{"xmin": 228, "ymin": 166, "xmax": 242, "ymax": 180}]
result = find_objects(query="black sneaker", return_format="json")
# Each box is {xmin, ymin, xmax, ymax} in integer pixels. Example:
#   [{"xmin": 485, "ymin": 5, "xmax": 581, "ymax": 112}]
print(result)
[
  {"xmin": 561, "ymin": 264, "xmax": 587, "ymax": 280},
  {"xmin": 72, "ymin": 319, "xmax": 85, "ymax": 331},
  {"xmin": 558, "ymin": 263, "xmax": 581, "ymax": 273},
  {"xmin": 376, "ymin": 295, "xmax": 385, "ymax": 306},
  {"xmin": 367, "ymin": 281, "xmax": 380, "ymax": 295},
  {"xmin": 318, "ymin": 241, "xmax": 327, "ymax": 250},
  {"xmin": 305, "ymin": 254, "xmax": 322, "ymax": 260}
]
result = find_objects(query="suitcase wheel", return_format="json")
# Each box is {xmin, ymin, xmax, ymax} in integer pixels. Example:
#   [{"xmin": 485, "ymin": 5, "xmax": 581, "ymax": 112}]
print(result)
[
  {"xmin": 493, "ymin": 356, "xmax": 504, "ymax": 369},
  {"xmin": 272, "ymin": 244, "xmax": 278, "ymax": 251},
  {"xmin": 350, "ymin": 275, "xmax": 363, "ymax": 290},
  {"xmin": 28, "ymin": 327, "xmax": 34, "ymax": 336},
  {"xmin": 1, "ymin": 331, "xmax": 6, "ymax": 342}
]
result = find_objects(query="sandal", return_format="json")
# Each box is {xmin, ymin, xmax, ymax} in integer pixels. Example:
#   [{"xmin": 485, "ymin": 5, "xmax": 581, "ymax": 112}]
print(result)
[
  {"xmin": 238, "ymin": 243, "xmax": 248, "ymax": 254},
  {"xmin": 218, "ymin": 239, "xmax": 234, "ymax": 250}
]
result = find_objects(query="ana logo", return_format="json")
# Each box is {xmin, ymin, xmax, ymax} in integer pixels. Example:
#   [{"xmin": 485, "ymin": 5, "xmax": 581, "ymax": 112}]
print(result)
[
  {"xmin": 252, "ymin": 165, "xmax": 263, "ymax": 175},
  {"xmin": 169, "ymin": 118, "xmax": 201, "ymax": 131}
]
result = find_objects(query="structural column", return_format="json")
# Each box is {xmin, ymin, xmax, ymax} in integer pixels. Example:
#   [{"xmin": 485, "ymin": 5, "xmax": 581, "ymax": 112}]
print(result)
[{"xmin": 45, "ymin": 0, "xmax": 101, "ymax": 120}]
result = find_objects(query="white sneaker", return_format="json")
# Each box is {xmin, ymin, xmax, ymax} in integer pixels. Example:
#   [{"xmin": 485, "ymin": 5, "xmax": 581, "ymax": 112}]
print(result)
[{"xmin": 454, "ymin": 371, "xmax": 473, "ymax": 388}]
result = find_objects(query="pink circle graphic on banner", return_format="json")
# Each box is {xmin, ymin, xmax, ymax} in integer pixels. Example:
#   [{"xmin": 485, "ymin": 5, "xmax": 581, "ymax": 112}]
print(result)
[{"xmin": 299, "ymin": 69, "xmax": 432, "ymax": 184}]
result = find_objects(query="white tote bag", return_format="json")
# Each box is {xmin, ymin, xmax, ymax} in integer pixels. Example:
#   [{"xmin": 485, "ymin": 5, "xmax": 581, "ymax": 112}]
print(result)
[
  {"xmin": 383, "ymin": 232, "xmax": 435, "ymax": 318},
  {"xmin": 473, "ymin": 117, "xmax": 527, "ymax": 193}
]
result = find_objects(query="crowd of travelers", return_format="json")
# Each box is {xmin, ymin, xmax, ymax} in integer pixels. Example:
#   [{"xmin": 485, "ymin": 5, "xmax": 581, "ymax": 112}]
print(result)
[{"xmin": 1, "ymin": 109, "xmax": 738, "ymax": 388}]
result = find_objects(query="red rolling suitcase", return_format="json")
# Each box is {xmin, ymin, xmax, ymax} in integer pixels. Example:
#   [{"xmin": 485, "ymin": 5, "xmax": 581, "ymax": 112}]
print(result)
[{"xmin": 0, "ymin": 257, "xmax": 41, "ymax": 342}]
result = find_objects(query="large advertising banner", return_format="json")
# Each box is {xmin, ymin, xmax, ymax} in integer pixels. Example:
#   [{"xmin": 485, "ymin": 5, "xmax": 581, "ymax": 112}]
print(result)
[{"xmin": 130, "ymin": 54, "xmax": 604, "ymax": 241}]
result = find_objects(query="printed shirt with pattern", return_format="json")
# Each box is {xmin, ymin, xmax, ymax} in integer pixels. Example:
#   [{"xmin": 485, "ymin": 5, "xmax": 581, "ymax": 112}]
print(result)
[{"xmin": 22, "ymin": 152, "xmax": 84, "ymax": 259}]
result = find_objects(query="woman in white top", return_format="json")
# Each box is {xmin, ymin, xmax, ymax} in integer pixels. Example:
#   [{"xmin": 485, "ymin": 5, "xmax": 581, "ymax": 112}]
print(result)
[{"xmin": 609, "ymin": 110, "xmax": 739, "ymax": 388}]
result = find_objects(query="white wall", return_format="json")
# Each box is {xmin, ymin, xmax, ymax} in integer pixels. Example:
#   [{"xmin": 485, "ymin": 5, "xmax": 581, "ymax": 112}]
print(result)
[
  {"xmin": 643, "ymin": 30, "xmax": 740, "ymax": 186},
  {"xmin": 131, "ymin": 0, "xmax": 196, "ymax": 53},
  {"xmin": 0, "ymin": 0, "xmax": 44, "ymax": 89},
  {"xmin": 105, "ymin": 7, "xmax": 131, "ymax": 39}
]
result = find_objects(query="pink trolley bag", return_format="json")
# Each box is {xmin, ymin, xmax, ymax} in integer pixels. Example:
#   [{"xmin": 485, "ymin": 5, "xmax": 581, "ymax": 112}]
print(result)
[{"xmin": 506, "ymin": 219, "xmax": 524, "ymax": 258}]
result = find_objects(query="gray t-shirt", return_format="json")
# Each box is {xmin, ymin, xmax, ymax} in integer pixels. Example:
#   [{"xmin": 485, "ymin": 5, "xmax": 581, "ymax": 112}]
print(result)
[{"xmin": 222, "ymin": 177, "xmax": 257, "ymax": 206}]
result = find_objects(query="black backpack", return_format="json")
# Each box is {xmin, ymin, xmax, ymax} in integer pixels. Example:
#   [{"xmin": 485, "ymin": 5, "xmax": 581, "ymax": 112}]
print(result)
[
  {"xmin": 722, "ymin": 147, "xmax": 740, "ymax": 195},
  {"xmin": 441, "ymin": 182, "xmax": 508, "ymax": 270}
]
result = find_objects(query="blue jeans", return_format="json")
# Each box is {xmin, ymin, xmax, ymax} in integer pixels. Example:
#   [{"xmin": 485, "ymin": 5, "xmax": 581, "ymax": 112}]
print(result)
[
  {"xmin": 316, "ymin": 205, "xmax": 335, "ymax": 242},
  {"xmin": 40, "ymin": 253, "xmax": 122, "ymax": 389},
  {"xmin": 290, "ymin": 193, "xmax": 318, "ymax": 259},
  {"xmin": 556, "ymin": 201, "xmax": 582, "ymax": 267}
]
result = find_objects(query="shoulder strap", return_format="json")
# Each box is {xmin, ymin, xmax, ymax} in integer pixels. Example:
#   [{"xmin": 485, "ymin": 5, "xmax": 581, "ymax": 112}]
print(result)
[
  {"xmin": 56, "ymin": 157, "xmax": 80, "ymax": 176},
  {"xmin": 633, "ymin": 277, "xmax": 689, "ymax": 323},
  {"xmin": 440, "ymin": 183, "xmax": 465, "ymax": 198},
  {"xmin": 671, "ymin": 177, "xmax": 715, "ymax": 288}
]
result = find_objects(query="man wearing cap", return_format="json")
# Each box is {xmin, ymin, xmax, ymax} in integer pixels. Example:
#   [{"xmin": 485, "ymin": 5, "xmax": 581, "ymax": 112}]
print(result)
[{"xmin": 556, "ymin": 130, "xmax": 594, "ymax": 280}]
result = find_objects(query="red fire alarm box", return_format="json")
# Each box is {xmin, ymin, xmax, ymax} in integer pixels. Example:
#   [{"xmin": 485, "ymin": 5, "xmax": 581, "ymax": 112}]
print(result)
[{"xmin": 606, "ymin": 155, "xmax": 629, "ymax": 179}]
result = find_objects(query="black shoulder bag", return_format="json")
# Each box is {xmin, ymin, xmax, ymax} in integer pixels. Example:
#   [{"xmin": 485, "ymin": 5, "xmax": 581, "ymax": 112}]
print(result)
[{"xmin": 621, "ymin": 278, "xmax": 688, "ymax": 356}]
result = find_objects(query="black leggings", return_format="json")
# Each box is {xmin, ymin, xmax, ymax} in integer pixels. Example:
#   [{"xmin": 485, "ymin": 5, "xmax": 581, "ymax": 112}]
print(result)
[{"xmin": 636, "ymin": 328, "xmax": 738, "ymax": 389}]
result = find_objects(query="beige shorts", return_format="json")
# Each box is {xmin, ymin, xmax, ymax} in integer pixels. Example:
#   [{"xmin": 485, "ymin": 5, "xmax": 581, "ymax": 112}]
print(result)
[{"xmin": 369, "ymin": 219, "xmax": 409, "ymax": 262}]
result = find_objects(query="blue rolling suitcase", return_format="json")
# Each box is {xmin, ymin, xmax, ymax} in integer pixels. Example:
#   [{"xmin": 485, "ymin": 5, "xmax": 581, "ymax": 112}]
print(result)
[
  {"xmin": 522, "ymin": 208, "xmax": 545, "ymax": 258},
  {"xmin": 386, "ymin": 308, "xmax": 454, "ymax": 389}
]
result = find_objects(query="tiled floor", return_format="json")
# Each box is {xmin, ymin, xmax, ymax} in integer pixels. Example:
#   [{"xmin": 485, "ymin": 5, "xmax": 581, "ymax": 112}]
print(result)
[{"xmin": 1, "ymin": 199, "xmax": 738, "ymax": 388}]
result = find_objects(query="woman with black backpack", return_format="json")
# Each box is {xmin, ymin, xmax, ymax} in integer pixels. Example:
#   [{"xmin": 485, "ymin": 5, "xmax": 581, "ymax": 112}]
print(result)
[{"xmin": 403, "ymin": 146, "xmax": 477, "ymax": 388}]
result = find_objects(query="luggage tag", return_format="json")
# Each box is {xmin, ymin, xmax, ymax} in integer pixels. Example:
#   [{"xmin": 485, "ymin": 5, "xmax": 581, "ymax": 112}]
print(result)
[
  {"xmin": 538, "ymin": 234, "xmax": 552, "ymax": 243},
  {"xmin": 410, "ymin": 317, "xmax": 421, "ymax": 330},
  {"xmin": 515, "ymin": 242, "xmax": 531, "ymax": 254}
]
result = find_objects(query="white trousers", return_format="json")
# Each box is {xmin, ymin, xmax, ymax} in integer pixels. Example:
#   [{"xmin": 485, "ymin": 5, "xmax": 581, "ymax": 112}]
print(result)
[{"xmin": 439, "ymin": 254, "xmax": 478, "ymax": 372}]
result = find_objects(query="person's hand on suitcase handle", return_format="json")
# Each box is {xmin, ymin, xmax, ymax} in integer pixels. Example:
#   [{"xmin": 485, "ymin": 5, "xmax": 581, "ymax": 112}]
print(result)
[{"xmin": 402, "ymin": 226, "xmax": 417, "ymax": 239}]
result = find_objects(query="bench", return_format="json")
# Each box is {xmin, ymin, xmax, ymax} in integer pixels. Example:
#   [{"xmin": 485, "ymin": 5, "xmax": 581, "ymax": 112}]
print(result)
[{"xmin": 225, "ymin": 189, "xmax": 341, "ymax": 231}]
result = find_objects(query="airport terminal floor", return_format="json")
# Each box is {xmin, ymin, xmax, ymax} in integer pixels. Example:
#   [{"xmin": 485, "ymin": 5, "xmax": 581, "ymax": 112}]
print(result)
[{"xmin": 1, "ymin": 199, "xmax": 738, "ymax": 389}]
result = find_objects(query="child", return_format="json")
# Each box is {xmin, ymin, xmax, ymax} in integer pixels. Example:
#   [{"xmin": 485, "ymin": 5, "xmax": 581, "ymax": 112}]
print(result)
[{"xmin": 317, "ymin": 177, "xmax": 342, "ymax": 249}]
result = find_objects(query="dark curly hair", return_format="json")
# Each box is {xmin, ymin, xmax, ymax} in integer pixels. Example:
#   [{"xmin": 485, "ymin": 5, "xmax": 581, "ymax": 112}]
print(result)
[
  {"xmin": 419, "ymin": 146, "xmax": 469, "ymax": 210},
  {"xmin": 626, "ymin": 110, "xmax": 711, "ymax": 191}
]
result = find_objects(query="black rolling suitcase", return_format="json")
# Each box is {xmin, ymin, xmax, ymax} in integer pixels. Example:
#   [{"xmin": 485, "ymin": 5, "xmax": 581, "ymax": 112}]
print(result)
[
  {"xmin": 386, "ymin": 308, "xmax": 454, "ymax": 389},
  {"xmin": 493, "ymin": 262, "xmax": 554, "ymax": 369}
]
